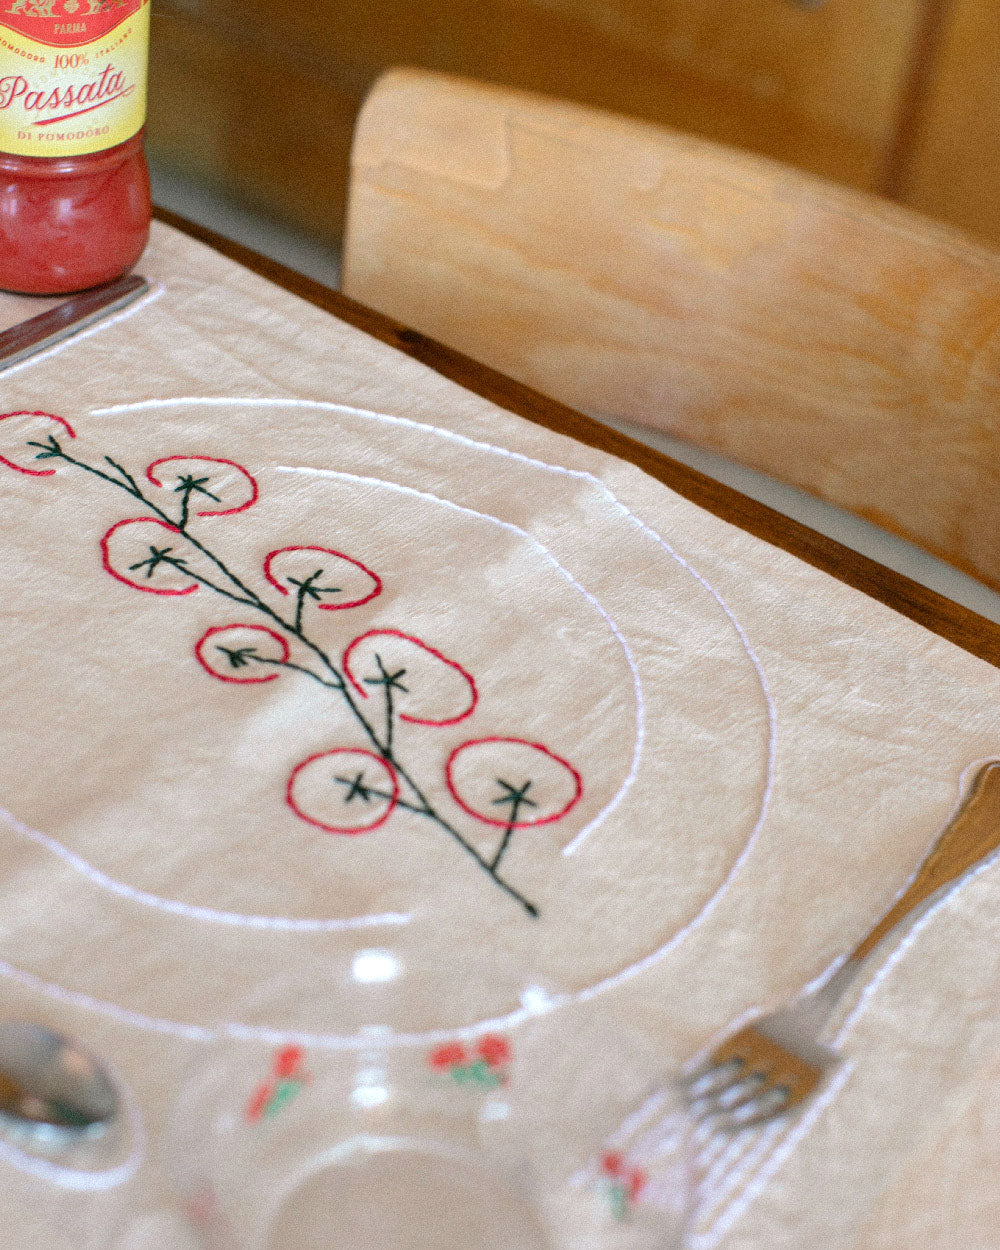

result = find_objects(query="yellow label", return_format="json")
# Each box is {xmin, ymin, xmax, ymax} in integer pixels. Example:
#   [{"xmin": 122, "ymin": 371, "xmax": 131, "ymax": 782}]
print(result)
[{"xmin": 0, "ymin": 0, "xmax": 149, "ymax": 158}]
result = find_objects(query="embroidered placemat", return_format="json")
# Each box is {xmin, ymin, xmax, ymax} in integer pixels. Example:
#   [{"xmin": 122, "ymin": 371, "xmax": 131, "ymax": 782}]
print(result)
[{"xmin": 1, "ymin": 223, "xmax": 999, "ymax": 1248}]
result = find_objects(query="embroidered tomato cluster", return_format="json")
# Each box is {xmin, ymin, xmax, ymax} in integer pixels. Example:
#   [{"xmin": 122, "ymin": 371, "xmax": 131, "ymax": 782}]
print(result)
[
  {"xmin": 245, "ymin": 1045, "xmax": 310, "ymax": 1124},
  {"xmin": 427, "ymin": 1034, "xmax": 512, "ymax": 1089},
  {"xmin": 0, "ymin": 410, "xmax": 587, "ymax": 917},
  {"xmin": 599, "ymin": 1151, "xmax": 649, "ymax": 1222}
]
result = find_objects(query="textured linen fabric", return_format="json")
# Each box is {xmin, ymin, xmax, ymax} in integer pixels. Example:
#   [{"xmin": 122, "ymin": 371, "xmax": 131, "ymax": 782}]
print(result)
[{"xmin": 0, "ymin": 223, "xmax": 999, "ymax": 1247}]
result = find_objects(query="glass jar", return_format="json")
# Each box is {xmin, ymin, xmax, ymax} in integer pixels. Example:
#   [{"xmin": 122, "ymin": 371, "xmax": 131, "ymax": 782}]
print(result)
[{"xmin": 0, "ymin": 1, "xmax": 152, "ymax": 294}]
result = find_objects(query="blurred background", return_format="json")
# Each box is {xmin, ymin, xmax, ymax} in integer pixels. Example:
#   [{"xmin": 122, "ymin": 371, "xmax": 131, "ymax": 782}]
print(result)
[
  {"xmin": 143, "ymin": 0, "xmax": 1000, "ymax": 622},
  {"xmin": 146, "ymin": 0, "xmax": 995, "ymax": 285}
]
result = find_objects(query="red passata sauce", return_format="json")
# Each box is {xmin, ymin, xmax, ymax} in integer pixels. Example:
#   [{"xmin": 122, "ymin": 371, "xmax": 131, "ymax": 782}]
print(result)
[{"xmin": 0, "ymin": 1, "xmax": 151, "ymax": 295}]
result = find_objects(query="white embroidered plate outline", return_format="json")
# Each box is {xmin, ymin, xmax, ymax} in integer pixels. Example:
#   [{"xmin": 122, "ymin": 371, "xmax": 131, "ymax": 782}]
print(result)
[{"xmin": 0, "ymin": 396, "xmax": 776, "ymax": 1051}]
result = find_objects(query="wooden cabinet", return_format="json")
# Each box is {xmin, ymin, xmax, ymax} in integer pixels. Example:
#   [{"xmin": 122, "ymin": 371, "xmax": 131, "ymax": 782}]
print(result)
[
  {"xmin": 147, "ymin": 6, "xmax": 361, "ymax": 239},
  {"xmin": 903, "ymin": 0, "xmax": 1000, "ymax": 249},
  {"xmin": 147, "ymin": 0, "xmax": 927, "ymax": 246}
]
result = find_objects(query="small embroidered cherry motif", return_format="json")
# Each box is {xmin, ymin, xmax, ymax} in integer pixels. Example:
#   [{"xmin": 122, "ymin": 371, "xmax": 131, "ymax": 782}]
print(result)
[
  {"xmin": 476, "ymin": 1034, "xmax": 512, "ymax": 1069},
  {"xmin": 246, "ymin": 1045, "xmax": 310, "ymax": 1123},
  {"xmin": 427, "ymin": 1035, "xmax": 512, "ymax": 1088},
  {"xmin": 429, "ymin": 1043, "xmax": 467, "ymax": 1073},
  {"xmin": 599, "ymin": 1152, "xmax": 649, "ymax": 1222}
]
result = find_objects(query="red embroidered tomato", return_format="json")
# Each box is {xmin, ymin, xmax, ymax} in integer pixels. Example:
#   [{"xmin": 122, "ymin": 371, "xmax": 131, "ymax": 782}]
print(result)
[
  {"xmin": 286, "ymin": 748, "xmax": 399, "ymax": 835},
  {"xmin": 445, "ymin": 738, "xmax": 583, "ymax": 828},
  {"xmin": 245, "ymin": 1083, "xmax": 272, "ymax": 1124},
  {"xmin": 628, "ymin": 1168, "xmax": 649, "ymax": 1201},
  {"xmin": 343, "ymin": 630, "xmax": 478, "ymax": 727},
  {"xmin": 101, "ymin": 517, "xmax": 201, "ymax": 597},
  {"xmin": 476, "ymin": 1034, "xmax": 512, "ymax": 1069},
  {"xmin": 264, "ymin": 547, "xmax": 382, "ymax": 611},
  {"xmin": 428, "ymin": 1043, "xmax": 467, "ymax": 1071},
  {"xmin": 0, "ymin": 410, "xmax": 75, "ymax": 476},
  {"xmin": 146, "ymin": 455, "xmax": 259, "ymax": 518},
  {"xmin": 195, "ymin": 624, "xmax": 291, "ymax": 684},
  {"xmin": 274, "ymin": 1046, "xmax": 305, "ymax": 1079}
]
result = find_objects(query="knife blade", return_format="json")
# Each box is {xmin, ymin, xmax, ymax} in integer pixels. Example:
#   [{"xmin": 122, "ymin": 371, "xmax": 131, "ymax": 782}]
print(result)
[{"xmin": 0, "ymin": 274, "xmax": 150, "ymax": 374}]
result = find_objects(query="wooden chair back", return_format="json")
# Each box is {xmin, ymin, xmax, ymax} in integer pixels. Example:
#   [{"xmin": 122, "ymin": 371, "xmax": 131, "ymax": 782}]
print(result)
[{"xmin": 344, "ymin": 68, "xmax": 1000, "ymax": 591}]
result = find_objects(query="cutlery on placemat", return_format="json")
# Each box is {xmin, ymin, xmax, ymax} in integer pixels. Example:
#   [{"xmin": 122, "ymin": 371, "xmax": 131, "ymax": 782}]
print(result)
[
  {"xmin": 0, "ymin": 274, "xmax": 149, "ymax": 374},
  {"xmin": 0, "ymin": 1023, "xmax": 118, "ymax": 1147},
  {"xmin": 686, "ymin": 760, "xmax": 1000, "ymax": 1132}
]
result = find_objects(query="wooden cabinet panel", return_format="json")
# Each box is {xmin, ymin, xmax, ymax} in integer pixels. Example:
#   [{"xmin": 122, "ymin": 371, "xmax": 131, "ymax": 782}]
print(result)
[
  {"xmin": 148, "ymin": 0, "xmax": 925, "ymax": 246},
  {"xmin": 901, "ymin": 0, "xmax": 1000, "ymax": 249},
  {"xmin": 148, "ymin": 8, "xmax": 360, "ymax": 238}
]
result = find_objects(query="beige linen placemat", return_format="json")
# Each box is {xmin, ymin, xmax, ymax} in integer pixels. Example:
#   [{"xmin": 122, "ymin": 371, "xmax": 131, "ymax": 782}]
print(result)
[{"xmin": 1, "ymin": 222, "xmax": 999, "ymax": 1248}]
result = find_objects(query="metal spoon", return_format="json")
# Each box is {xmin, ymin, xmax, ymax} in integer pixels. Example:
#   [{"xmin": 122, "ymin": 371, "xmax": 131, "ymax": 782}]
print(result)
[{"xmin": 0, "ymin": 1023, "xmax": 118, "ymax": 1150}]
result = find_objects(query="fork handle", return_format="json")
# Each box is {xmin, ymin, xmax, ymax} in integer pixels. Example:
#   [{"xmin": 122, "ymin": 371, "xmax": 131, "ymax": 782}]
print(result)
[{"xmin": 850, "ymin": 761, "xmax": 1000, "ymax": 964}]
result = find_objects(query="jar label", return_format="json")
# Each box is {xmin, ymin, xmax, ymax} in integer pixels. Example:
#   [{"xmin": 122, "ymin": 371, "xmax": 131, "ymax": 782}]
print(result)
[{"xmin": 0, "ymin": 0, "xmax": 149, "ymax": 158}]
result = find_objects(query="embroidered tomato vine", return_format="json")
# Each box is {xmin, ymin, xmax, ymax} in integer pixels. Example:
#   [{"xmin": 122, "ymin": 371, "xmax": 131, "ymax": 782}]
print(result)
[
  {"xmin": 427, "ymin": 1035, "xmax": 512, "ymax": 1089},
  {"xmin": 599, "ymin": 1151, "xmax": 649, "ymax": 1222},
  {"xmin": 0, "ymin": 410, "xmax": 588, "ymax": 917},
  {"xmin": 246, "ymin": 1045, "xmax": 311, "ymax": 1123}
]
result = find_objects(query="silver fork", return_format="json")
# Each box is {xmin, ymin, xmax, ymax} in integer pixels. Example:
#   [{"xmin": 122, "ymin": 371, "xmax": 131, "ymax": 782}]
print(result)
[{"xmin": 685, "ymin": 760, "xmax": 1000, "ymax": 1133}]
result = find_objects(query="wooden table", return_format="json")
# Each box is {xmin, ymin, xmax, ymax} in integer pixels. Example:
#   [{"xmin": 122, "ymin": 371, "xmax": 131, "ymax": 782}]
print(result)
[
  {"xmin": 157, "ymin": 206, "xmax": 1000, "ymax": 673},
  {"xmin": 1, "ymin": 209, "xmax": 999, "ymax": 1250}
]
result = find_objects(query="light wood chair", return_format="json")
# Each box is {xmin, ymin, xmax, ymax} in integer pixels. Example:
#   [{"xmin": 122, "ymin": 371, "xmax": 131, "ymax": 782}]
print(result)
[{"xmin": 343, "ymin": 68, "xmax": 1000, "ymax": 593}]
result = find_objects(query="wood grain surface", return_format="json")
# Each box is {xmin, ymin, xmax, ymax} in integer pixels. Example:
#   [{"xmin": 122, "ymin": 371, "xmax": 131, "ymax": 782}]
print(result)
[
  {"xmin": 147, "ymin": 0, "xmax": 925, "ymax": 245},
  {"xmin": 345, "ymin": 69, "xmax": 1000, "ymax": 593},
  {"xmin": 903, "ymin": 0, "xmax": 1000, "ymax": 250},
  {"xmin": 155, "ymin": 206, "xmax": 1000, "ymax": 673}
]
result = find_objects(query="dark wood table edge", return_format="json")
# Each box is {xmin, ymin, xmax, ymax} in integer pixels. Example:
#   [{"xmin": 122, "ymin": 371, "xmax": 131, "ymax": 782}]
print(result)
[{"xmin": 153, "ymin": 206, "xmax": 1000, "ymax": 671}]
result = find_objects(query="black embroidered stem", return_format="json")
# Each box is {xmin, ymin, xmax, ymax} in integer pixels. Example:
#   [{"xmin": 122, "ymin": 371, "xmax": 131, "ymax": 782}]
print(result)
[
  {"xmin": 365, "ymin": 652, "xmax": 408, "ymax": 758},
  {"xmin": 347, "ymin": 783, "xmax": 428, "ymax": 818},
  {"xmin": 158, "ymin": 555, "xmax": 257, "ymax": 606},
  {"xmin": 38, "ymin": 439, "xmax": 540, "ymax": 918},
  {"xmin": 175, "ymin": 474, "xmax": 222, "ymax": 530},
  {"xmin": 491, "ymin": 821, "xmax": 517, "ymax": 871},
  {"xmin": 381, "ymin": 656, "xmax": 395, "ymax": 758},
  {"xmin": 489, "ymin": 782, "xmax": 536, "ymax": 871},
  {"xmin": 293, "ymin": 577, "xmax": 311, "ymax": 636},
  {"xmin": 252, "ymin": 656, "xmax": 343, "ymax": 691},
  {"xmin": 289, "ymin": 570, "xmax": 341, "ymax": 634},
  {"xmin": 178, "ymin": 483, "xmax": 193, "ymax": 531}
]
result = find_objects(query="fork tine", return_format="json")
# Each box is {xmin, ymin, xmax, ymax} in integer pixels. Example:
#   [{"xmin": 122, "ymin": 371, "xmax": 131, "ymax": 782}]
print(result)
[
  {"xmin": 712, "ymin": 1072, "xmax": 768, "ymax": 1112},
  {"xmin": 692, "ymin": 1082, "xmax": 792, "ymax": 1142},
  {"xmin": 715, "ymin": 1029, "xmax": 823, "ymax": 1097},
  {"xmin": 689, "ymin": 1071, "xmax": 765, "ymax": 1119},
  {"xmin": 685, "ymin": 1025, "xmax": 825, "ymax": 1133},
  {"xmin": 686, "ymin": 1056, "xmax": 745, "ymax": 1100},
  {"xmin": 709, "ymin": 1086, "xmax": 791, "ymax": 1134}
]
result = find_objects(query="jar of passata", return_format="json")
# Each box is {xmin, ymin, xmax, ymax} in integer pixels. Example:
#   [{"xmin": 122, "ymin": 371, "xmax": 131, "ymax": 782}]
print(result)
[{"xmin": 0, "ymin": 0, "xmax": 151, "ymax": 295}]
